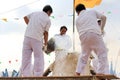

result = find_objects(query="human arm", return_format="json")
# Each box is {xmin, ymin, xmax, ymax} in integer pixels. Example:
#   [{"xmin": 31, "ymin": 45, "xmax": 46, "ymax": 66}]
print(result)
[
  {"xmin": 43, "ymin": 31, "xmax": 48, "ymax": 52},
  {"xmin": 95, "ymin": 10, "xmax": 107, "ymax": 35},
  {"xmin": 44, "ymin": 31, "xmax": 48, "ymax": 46},
  {"xmin": 44, "ymin": 19, "xmax": 51, "ymax": 46},
  {"xmin": 42, "ymin": 18, "xmax": 51, "ymax": 51},
  {"xmin": 24, "ymin": 16, "xmax": 29, "ymax": 24},
  {"xmin": 100, "ymin": 15, "xmax": 106, "ymax": 35}
]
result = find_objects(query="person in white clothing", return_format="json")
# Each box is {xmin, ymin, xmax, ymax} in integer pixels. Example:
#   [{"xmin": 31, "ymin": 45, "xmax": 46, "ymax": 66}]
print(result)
[
  {"xmin": 75, "ymin": 4, "xmax": 109, "ymax": 76},
  {"xmin": 21, "ymin": 5, "xmax": 53, "ymax": 77},
  {"xmin": 54, "ymin": 26, "xmax": 72, "ymax": 51},
  {"xmin": 50, "ymin": 26, "xmax": 72, "ymax": 76}
]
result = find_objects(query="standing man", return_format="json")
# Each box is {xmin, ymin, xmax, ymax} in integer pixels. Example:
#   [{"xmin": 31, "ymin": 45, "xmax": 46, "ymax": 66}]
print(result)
[
  {"xmin": 75, "ymin": 4, "xmax": 109, "ymax": 76},
  {"xmin": 21, "ymin": 5, "xmax": 53, "ymax": 77},
  {"xmin": 50, "ymin": 26, "xmax": 72, "ymax": 76}
]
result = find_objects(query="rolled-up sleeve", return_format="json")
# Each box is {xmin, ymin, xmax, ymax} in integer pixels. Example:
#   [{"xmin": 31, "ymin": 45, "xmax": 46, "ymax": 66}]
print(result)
[{"xmin": 26, "ymin": 13, "xmax": 33, "ymax": 19}]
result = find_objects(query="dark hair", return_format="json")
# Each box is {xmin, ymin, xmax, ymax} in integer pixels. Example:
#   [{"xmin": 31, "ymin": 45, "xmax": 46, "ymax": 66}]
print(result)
[
  {"xmin": 60, "ymin": 26, "xmax": 67, "ymax": 31},
  {"xmin": 43, "ymin": 5, "xmax": 53, "ymax": 13},
  {"xmin": 97, "ymin": 19, "xmax": 101, "ymax": 25},
  {"xmin": 98, "ymin": 19, "xmax": 101, "ymax": 22},
  {"xmin": 75, "ymin": 4, "xmax": 86, "ymax": 12}
]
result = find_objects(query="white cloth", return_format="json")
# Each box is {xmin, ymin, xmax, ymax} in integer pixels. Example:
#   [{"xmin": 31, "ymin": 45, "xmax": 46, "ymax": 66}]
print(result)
[
  {"xmin": 76, "ymin": 32, "xmax": 109, "ymax": 74},
  {"xmin": 25, "ymin": 11, "xmax": 51, "ymax": 41},
  {"xmin": 53, "ymin": 34, "xmax": 72, "ymax": 51},
  {"xmin": 21, "ymin": 37, "xmax": 44, "ymax": 77},
  {"xmin": 76, "ymin": 10, "xmax": 104, "ymax": 37},
  {"xmin": 51, "ymin": 34, "xmax": 72, "ymax": 76},
  {"xmin": 92, "ymin": 59, "xmax": 98, "ymax": 72},
  {"xmin": 52, "ymin": 50, "xmax": 68, "ymax": 76}
]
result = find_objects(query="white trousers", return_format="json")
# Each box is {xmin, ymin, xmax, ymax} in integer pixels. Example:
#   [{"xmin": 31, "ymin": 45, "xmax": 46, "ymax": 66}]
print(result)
[
  {"xmin": 21, "ymin": 37, "xmax": 44, "ymax": 77},
  {"xmin": 76, "ymin": 32, "xmax": 109, "ymax": 74}
]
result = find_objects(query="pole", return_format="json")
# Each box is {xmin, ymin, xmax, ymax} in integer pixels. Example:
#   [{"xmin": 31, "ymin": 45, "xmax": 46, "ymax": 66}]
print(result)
[{"xmin": 73, "ymin": 0, "xmax": 75, "ymax": 51}]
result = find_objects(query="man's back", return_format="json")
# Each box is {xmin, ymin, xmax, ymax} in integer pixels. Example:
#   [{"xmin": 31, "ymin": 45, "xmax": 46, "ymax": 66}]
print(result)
[
  {"xmin": 76, "ymin": 10, "xmax": 102, "ymax": 37},
  {"xmin": 25, "ymin": 11, "xmax": 51, "ymax": 41}
]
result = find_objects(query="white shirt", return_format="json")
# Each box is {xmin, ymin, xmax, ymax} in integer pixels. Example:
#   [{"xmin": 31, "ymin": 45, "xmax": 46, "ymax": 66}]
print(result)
[
  {"xmin": 76, "ymin": 10, "xmax": 103, "ymax": 37},
  {"xmin": 25, "ymin": 11, "xmax": 51, "ymax": 41},
  {"xmin": 53, "ymin": 34, "xmax": 72, "ymax": 51}
]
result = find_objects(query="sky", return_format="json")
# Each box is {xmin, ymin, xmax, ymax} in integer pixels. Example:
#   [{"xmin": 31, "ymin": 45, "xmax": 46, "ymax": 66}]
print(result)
[{"xmin": 0, "ymin": 0, "xmax": 120, "ymax": 76}]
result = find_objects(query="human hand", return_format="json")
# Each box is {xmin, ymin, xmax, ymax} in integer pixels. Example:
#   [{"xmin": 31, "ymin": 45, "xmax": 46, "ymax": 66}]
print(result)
[{"xmin": 43, "ymin": 45, "xmax": 47, "ymax": 51}]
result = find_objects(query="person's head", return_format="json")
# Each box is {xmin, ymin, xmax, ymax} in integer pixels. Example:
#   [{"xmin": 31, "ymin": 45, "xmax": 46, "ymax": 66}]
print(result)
[
  {"xmin": 75, "ymin": 4, "xmax": 86, "ymax": 15},
  {"xmin": 43, "ymin": 5, "xmax": 53, "ymax": 16},
  {"xmin": 60, "ymin": 26, "xmax": 67, "ymax": 35}
]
